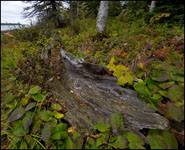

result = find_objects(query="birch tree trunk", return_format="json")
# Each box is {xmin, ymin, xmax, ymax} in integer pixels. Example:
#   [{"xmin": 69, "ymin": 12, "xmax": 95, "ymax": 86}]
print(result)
[
  {"xmin": 76, "ymin": 1, "xmax": 79, "ymax": 18},
  {"xmin": 70, "ymin": 1, "xmax": 74, "ymax": 27},
  {"xmin": 96, "ymin": 1, "xmax": 109, "ymax": 33},
  {"xmin": 149, "ymin": 1, "xmax": 156, "ymax": 12}
]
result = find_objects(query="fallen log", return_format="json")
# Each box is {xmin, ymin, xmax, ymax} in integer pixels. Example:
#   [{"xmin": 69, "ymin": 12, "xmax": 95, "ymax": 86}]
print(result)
[{"xmin": 48, "ymin": 49, "xmax": 169, "ymax": 136}]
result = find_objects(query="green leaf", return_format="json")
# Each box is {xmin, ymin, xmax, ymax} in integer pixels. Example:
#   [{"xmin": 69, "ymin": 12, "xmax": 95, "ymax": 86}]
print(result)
[
  {"xmin": 51, "ymin": 103, "xmax": 62, "ymax": 111},
  {"xmin": 4, "ymin": 93, "xmax": 15, "ymax": 104},
  {"xmin": 172, "ymin": 73, "xmax": 184, "ymax": 82},
  {"xmin": 96, "ymin": 132, "xmax": 108, "ymax": 147},
  {"xmin": 123, "ymin": 132, "xmax": 144, "ymax": 149},
  {"xmin": 24, "ymin": 135, "xmax": 34, "ymax": 147},
  {"xmin": 32, "ymin": 93, "xmax": 45, "ymax": 102},
  {"xmin": 123, "ymin": 132, "xmax": 144, "ymax": 144},
  {"xmin": 25, "ymin": 102, "xmax": 36, "ymax": 111},
  {"xmin": 110, "ymin": 114, "xmax": 124, "ymax": 133},
  {"xmin": 151, "ymin": 93, "xmax": 163, "ymax": 102},
  {"xmin": 21, "ymin": 95, "xmax": 30, "ymax": 106},
  {"xmin": 41, "ymin": 124, "xmax": 51, "ymax": 143},
  {"xmin": 72, "ymin": 132, "xmax": 81, "ymax": 140},
  {"xmin": 158, "ymin": 81, "xmax": 175, "ymax": 89},
  {"xmin": 52, "ymin": 111, "xmax": 64, "ymax": 119},
  {"xmin": 64, "ymin": 136, "xmax": 73, "ymax": 149},
  {"xmin": 39, "ymin": 110, "xmax": 52, "ymax": 121},
  {"xmin": 13, "ymin": 125, "xmax": 29, "ymax": 137},
  {"xmin": 168, "ymin": 85, "xmax": 184, "ymax": 102},
  {"xmin": 22, "ymin": 111, "xmax": 33, "ymax": 130},
  {"xmin": 52, "ymin": 123, "xmax": 67, "ymax": 134},
  {"xmin": 93, "ymin": 123, "xmax": 110, "ymax": 132},
  {"xmin": 20, "ymin": 141, "xmax": 27, "ymax": 149},
  {"xmin": 166, "ymin": 102, "xmax": 184, "ymax": 121},
  {"xmin": 31, "ymin": 120, "xmax": 42, "ymax": 134},
  {"xmin": 145, "ymin": 78, "xmax": 159, "ymax": 91},
  {"xmin": 158, "ymin": 90, "xmax": 168, "ymax": 98},
  {"xmin": 51, "ymin": 131, "xmax": 68, "ymax": 140},
  {"xmin": 110, "ymin": 136, "xmax": 128, "ymax": 149},
  {"xmin": 6, "ymin": 107, "xmax": 25, "ymax": 123},
  {"xmin": 128, "ymin": 142, "xmax": 145, "ymax": 149},
  {"xmin": 3, "ymin": 83, "xmax": 14, "ymax": 92},
  {"xmin": 150, "ymin": 71, "xmax": 172, "ymax": 82},
  {"xmin": 29, "ymin": 86, "xmax": 41, "ymax": 95},
  {"xmin": 146, "ymin": 129, "xmax": 178, "ymax": 149}
]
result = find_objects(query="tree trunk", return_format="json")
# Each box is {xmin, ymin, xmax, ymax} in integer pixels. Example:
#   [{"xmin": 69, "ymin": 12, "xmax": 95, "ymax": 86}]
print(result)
[
  {"xmin": 96, "ymin": 1, "xmax": 109, "ymax": 33},
  {"xmin": 47, "ymin": 49, "xmax": 170, "ymax": 138},
  {"xmin": 76, "ymin": 1, "xmax": 79, "ymax": 18},
  {"xmin": 70, "ymin": 1, "xmax": 74, "ymax": 27},
  {"xmin": 149, "ymin": 1, "xmax": 156, "ymax": 12},
  {"xmin": 51, "ymin": 0, "xmax": 58, "ymax": 27}
]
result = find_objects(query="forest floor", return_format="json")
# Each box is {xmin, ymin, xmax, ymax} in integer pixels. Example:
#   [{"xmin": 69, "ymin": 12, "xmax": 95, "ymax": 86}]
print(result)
[{"xmin": 1, "ymin": 17, "xmax": 184, "ymax": 149}]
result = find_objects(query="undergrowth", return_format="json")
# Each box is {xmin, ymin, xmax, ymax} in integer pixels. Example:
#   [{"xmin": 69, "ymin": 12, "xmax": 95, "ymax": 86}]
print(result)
[{"xmin": 1, "ymin": 15, "xmax": 184, "ymax": 149}]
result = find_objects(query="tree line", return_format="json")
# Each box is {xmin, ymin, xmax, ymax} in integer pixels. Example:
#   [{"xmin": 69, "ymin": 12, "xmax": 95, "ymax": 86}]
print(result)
[{"xmin": 23, "ymin": 1, "xmax": 184, "ymax": 32}]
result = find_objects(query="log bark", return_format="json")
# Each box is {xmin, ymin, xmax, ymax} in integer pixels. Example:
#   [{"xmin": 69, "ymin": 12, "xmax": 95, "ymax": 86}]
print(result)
[{"xmin": 48, "ymin": 49, "xmax": 169, "ymax": 136}]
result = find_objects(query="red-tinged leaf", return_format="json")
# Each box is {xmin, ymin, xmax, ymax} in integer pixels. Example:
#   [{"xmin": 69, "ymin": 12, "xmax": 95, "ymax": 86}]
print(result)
[
  {"xmin": 25, "ymin": 102, "xmax": 36, "ymax": 111},
  {"xmin": 6, "ymin": 107, "xmax": 25, "ymax": 123},
  {"xmin": 41, "ymin": 123, "xmax": 51, "ymax": 143}
]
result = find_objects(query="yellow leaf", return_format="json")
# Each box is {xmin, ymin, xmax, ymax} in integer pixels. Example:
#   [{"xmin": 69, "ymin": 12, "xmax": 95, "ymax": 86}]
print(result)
[
  {"xmin": 70, "ymin": 90, "xmax": 74, "ymax": 94},
  {"xmin": 117, "ymin": 76, "xmax": 128, "ymax": 86},
  {"xmin": 53, "ymin": 111, "xmax": 64, "ymax": 119},
  {"xmin": 174, "ymin": 100, "xmax": 184, "ymax": 107},
  {"xmin": 68, "ymin": 126, "xmax": 75, "ymax": 133},
  {"xmin": 137, "ymin": 63, "xmax": 144, "ymax": 69},
  {"xmin": 21, "ymin": 95, "xmax": 30, "ymax": 106}
]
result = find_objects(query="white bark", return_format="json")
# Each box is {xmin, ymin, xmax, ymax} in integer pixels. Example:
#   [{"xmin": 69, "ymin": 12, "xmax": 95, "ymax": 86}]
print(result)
[
  {"xmin": 96, "ymin": 1, "xmax": 109, "ymax": 32},
  {"xmin": 149, "ymin": 1, "xmax": 156, "ymax": 12}
]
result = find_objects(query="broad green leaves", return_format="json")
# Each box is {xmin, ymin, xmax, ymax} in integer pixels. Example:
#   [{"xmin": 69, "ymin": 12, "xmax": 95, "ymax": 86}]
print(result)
[
  {"xmin": 51, "ymin": 103, "xmax": 62, "ymax": 111},
  {"xmin": 28, "ymin": 85, "xmax": 45, "ymax": 102},
  {"xmin": 22, "ymin": 111, "xmax": 33, "ymax": 130},
  {"xmin": 168, "ymin": 85, "xmax": 184, "ymax": 102},
  {"xmin": 4, "ymin": 93, "xmax": 15, "ymax": 104},
  {"xmin": 32, "ymin": 93, "xmax": 45, "ymax": 102},
  {"xmin": 110, "ymin": 114, "xmax": 124, "ymax": 133},
  {"xmin": 39, "ymin": 110, "xmax": 52, "ymax": 121},
  {"xmin": 13, "ymin": 125, "xmax": 29, "ymax": 137},
  {"xmin": 123, "ymin": 132, "xmax": 145, "ymax": 149},
  {"xmin": 41, "ymin": 124, "xmax": 51, "ymax": 143},
  {"xmin": 29, "ymin": 86, "xmax": 41, "ymax": 95},
  {"xmin": 93, "ymin": 123, "xmax": 110, "ymax": 132},
  {"xmin": 6, "ymin": 107, "xmax": 25, "ymax": 123},
  {"xmin": 146, "ymin": 129, "xmax": 178, "ymax": 149},
  {"xmin": 25, "ymin": 102, "xmax": 36, "ymax": 111},
  {"xmin": 109, "ymin": 135, "xmax": 128, "ymax": 149}
]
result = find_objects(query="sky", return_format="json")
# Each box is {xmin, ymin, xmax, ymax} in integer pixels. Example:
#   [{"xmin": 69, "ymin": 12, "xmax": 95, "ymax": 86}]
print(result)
[
  {"xmin": 1, "ymin": 1, "xmax": 69, "ymax": 25},
  {"xmin": 1, "ymin": 1, "xmax": 36, "ymax": 25}
]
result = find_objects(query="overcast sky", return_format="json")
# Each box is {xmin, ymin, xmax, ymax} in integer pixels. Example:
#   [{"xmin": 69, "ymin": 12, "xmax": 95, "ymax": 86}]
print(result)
[
  {"xmin": 1, "ymin": 1, "xmax": 69, "ymax": 25},
  {"xmin": 1, "ymin": 1, "xmax": 37, "ymax": 24}
]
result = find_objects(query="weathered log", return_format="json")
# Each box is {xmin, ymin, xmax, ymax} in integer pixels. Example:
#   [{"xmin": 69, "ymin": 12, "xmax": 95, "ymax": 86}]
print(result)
[{"xmin": 48, "ymin": 49, "xmax": 169, "ymax": 136}]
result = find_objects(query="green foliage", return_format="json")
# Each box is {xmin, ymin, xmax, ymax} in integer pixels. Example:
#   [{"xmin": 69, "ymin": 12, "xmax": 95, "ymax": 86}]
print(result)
[
  {"xmin": 107, "ymin": 57, "xmax": 135, "ymax": 86},
  {"xmin": 146, "ymin": 129, "xmax": 178, "ymax": 149},
  {"xmin": 1, "ymin": 5, "xmax": 184, "ymax": 148},
  {"xmin": 123, "ymin": 132, "xmax": 145, "ymax": 149},
  {"xmin": 110, "ymin": 114, "xmax": 124, "ymax": 133},
  {"xmin": 93, "ymin": 123, "xmax": 110, "ymax": 132}
]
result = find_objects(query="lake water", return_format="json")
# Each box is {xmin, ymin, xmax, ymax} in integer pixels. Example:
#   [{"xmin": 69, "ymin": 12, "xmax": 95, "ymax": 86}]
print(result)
[{"xmin": 1, "ymin": 24, "xmax": 23, "ymax": 31}]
